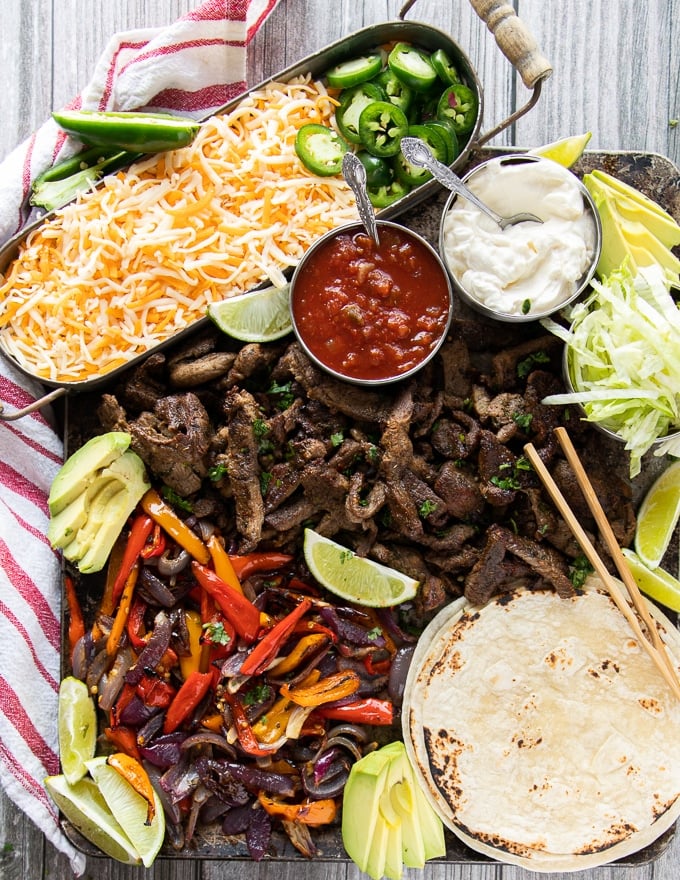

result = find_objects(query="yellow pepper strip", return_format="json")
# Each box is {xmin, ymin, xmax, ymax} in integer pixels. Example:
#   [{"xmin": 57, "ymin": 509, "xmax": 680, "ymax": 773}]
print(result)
[
  {"xmin": 267, "ymin": 633, "xmax": 329, "ymax": 676},
  {"xmin": 140, "ymin": 488, "xmax": 210, "ymax": 564},
  {"xmin": 179, "ymin": 609, "xmax": 203, "ymax": 679},
  {"xmin": 106, "ymin": 564, "xmax": 138, "ymax": 657},
  {"xmin": 257, "ymin": 794, "xmax": 337, "ymax": 826},
  {"xmin": 252, "ymin": 670, "xmax": 321, "ymax": 744},
  {"xmin": 107, "ymin": 752, "xmax": 156, "ymax": 824},
  {"xmin": 207, "ymin": 534, "xmax": 243, "ymax": 595},
  {"xmin": 92, "ymin": 534, "xmax": 126, "ymax": 640},
  {"xmin": 280, "ymin": 670, "xmax": 361, "ymax": 708}
]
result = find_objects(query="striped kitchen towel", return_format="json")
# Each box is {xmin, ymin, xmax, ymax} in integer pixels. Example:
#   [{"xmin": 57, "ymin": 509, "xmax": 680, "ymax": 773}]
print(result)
[{"xmin": 0, "ymin": 1, "xmax": 280, "ymax": 874}]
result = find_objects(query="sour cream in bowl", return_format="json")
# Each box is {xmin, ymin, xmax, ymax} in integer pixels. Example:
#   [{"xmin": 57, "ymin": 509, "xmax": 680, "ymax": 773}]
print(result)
[{"xmin": 439, "ymin": 154, "xmax": 601, "ymax": 321}]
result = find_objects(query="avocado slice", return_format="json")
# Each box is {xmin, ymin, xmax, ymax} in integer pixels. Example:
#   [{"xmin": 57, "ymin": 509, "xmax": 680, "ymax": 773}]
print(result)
[
  {"xmin": 342, "ymin": 749, "xmax": 392, "ymax": 873},
  {"xmin": 589, "ymin": 189, "xmax": 637, "ymax": 278},
  {"xmin": 612, "ymin": 191, "xmax": 680, "ymax": 249},
  {"xmin": 62, "ymin": 479, "xmax": 126, "ymax": 564},
  {"xmin": 49, "ymin": 432, "xmax": 131, "ymax": 516},
  {"xmin": 47, "ymin": 487, "xmax": 91, "ymax": 549},
  {"xmin": 587, "ymin": 169, "xmax": 678, "ymax": 225},
  {"xmin": 75, "ymin": 451, "xmax": 150, "ymax": 574}
]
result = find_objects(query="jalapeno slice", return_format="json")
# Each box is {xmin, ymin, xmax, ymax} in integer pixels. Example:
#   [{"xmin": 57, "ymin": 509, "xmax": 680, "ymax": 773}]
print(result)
[
  {"xmin": 430, "ymin": 49, "xmax": 462, "ymax": 86},
  {"xmin": 325, "ymin": 53, "xmax": 383, "ymax": 89},
  {"xmin": 387, "ymin": 42, "xmax": 438, "ymax": 92},
  {"xmin": 356, "ymin": 150, "xmax": 393, "ymax": 188},
  {"xmin": 373, "ymin": 69, "xmax": 414, "ymax": 114},
  {"xmin": 51, "ymin": 109, "xmax": 200, "ymax": 152},
  {"xmin": 393, "ymin": 124, "xmax": 448, "ymax": 187},
  {"xmin": 366, "ymin": 179, "xmax": 411, "ymax": 208},
  {"xmin": 335, "ymin": 82, "xmax": 385, "ymax": 144},
  {"xmin": 358, "ymin": 101, "xmax": 409, "ymax": 158},
  {"xmin": 422, "ymin": 119, "xmax": 459, "ymax": 164},
  {"xmin": 294, "ymin": 124, "xmax": 349, "ymax": 177},
  {"xmin": 436, "ymin": 84, "xmax": 479, "ymax": 135}
]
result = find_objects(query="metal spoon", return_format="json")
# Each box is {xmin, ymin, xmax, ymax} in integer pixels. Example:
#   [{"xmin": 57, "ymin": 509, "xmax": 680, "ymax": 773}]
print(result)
[
  {"xmin": 400, "ymin": 137, "xmax": 543, "ymax": 230},
  {"xmin": 342, "ymin": 152, "xmax": 380, "ymax": 245}
]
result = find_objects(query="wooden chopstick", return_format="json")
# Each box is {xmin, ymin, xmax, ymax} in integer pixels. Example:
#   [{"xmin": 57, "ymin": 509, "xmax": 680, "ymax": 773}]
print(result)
[{"xmin": 524, "ymin": 432, "xmax": 680, "ymax": 701}]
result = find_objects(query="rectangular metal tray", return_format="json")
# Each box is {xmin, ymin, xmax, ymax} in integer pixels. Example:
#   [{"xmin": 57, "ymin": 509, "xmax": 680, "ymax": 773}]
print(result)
[{"xmin": 57, "ymin": 147, "xmax": 680, "ymax": 867}]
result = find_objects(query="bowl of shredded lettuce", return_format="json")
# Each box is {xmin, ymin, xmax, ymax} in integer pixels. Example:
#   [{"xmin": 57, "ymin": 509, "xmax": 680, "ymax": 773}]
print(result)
[{"xmin": 540, "ymin": 263, "xmax": 680, "ymax": 478}]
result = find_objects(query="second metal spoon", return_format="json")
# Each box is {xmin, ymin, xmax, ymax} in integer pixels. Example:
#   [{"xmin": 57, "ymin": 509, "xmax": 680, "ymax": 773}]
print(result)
[
  {"xmin": 342, "ymin": 152, "xmax": 380, "ymax": 245},
  {"xmin": 400, "ymin": 137, "xmax": 543, "ymax": 230}
]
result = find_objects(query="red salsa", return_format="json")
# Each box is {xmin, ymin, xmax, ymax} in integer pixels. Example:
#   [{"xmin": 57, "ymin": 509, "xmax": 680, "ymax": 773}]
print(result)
[{"xmin": 291, "ymin": 225, "xmax": 451, "ymax": 382}]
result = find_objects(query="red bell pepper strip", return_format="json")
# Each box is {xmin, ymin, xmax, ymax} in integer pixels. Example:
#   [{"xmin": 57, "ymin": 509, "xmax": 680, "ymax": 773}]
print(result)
[
  {"xmin": 163, "ymin": 670, "xmax": 213, "ymax": 733},
  {"xmin": 228, "ymin": 552, "xmax": 294, "ymax": 580},
  {"xmin": 64, "ymin": 574, "xmax": 85, "ymax": 663},
  {"xmin": 240, "ymin": 598, "xmax": 312, "ymax": 676},
  {"xmin": 136, "ymin": 674, "xmax": 176, "ymax": 709},
  {"xmin": 126, "ymin": 596, "xmax": 148, "ymax": 651},
  {"xmin": 191, "ymin": 561, "xmax": 260, "ymax": 643},
  {"xmin": 139, "ymin": 522, "xmax": 166, "ymax": 559},
  {"xmin": 111, "ymin": 514, "xmax": 153, "ymax": 606},
  {"xmin": 225, "ymin": 694, "xmax": 281, "ymax": 757},
  {"xmin": 317, "ymin": 697, "xmax": 394, "ymax": 725}
]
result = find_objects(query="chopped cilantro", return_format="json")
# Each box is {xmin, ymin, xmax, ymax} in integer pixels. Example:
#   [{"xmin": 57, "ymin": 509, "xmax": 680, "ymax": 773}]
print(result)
[
  {"xmin": 260, "ymin": 471, "xmax": 272, "ymax": 495},
  {"xmin": 330, "ymin": 431, "xmax": 344, "ymax": 447},
  {"xmin": 513, "ymin": 411, "xmax": 533, "ymax": 430},
  {"xmin": 208, "ymin": 461, "xmax": 229, "ymax": 482},
  {"xmin": 243, "ymin": 684, "xmax": 272, "ymax": 706},
  {"xmin": 517, "ymin": 350, "xmax": 550, "ymax": 379},
  {"xmin": 161, "ymin": 485, "xmax": 193, "ymax": 512},
  {"xmin": 418, "ymin": 499, "xmax": 437, "ymax": 518},
  {"xmin": 570, "ymin": 555, "xmax": 593, "ymax": 589},
  {"xmin": 202, "ymin": 621, "xmax": 231, "ymax": 645}
]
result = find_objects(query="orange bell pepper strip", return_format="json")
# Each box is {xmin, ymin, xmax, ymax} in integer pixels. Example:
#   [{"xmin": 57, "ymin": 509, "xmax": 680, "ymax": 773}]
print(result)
[
  {"xmin": 104, "ymin": 724, "xmax": 141, "ymax": 760},
  {"xmin": 191, "ymin": 562, "xmax": 260, "ymax": 643},
  {"xmin": 107, "ymin": 752, "xmax": 156, "ymax": 824},
  {"xmin": 207, "ymin": 534, "xmax": 243, "ymax": 595},
  {"xmin": 163, "ymin": 670, "xmax": 213, "ymax": 733},
  {"xmin": 279, "ymin": 670, "xmax": 361, "ymax": 707},
  {"xmin": 240, "ymin": 598, "xmax": 312, "ymax": 676},
  {"xmin": 317, "ymin": 697, "xmax": 394, "ymax": 726},
  {"xmin": 111, "ymin": 513, "xmax": 153, "ymax": 606},
  {"xmin": 257, "ymin": 794, "xmax": 337, "ymax": 825},
  {"xmin": 106, "ymin": 563, "xmax": 138, "ymax": 656},
  {"xmin": 64, "ymin": 574, "xmax": 85, "ymax": 663},
  {"xmin": 179, "ymin": 609, "xmax": 204, "ymax": 679},
  {"xmin": 228, "ymin": 551, "xmax": 294, "ymax": 580},
  {"xmin": 268, "ymin": 633, "xmax": 329, "ymax": 676},
  {"xmin": 140, "ymin": 488, "xmax": 210, "ymax": 564}
]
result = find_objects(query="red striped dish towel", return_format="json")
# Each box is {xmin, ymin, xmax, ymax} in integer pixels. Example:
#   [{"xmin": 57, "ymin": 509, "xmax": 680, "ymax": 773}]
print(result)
[{"xmin": 0, "ymin": 1, "xmax": 279, "ymax": 874}]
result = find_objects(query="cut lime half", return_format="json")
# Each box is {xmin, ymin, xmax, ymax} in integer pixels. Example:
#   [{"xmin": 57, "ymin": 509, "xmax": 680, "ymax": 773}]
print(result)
[
  {"xmin": 529, "ymin": 132, "xmax": 592, "ymax": 167},
  {"xmin": 207, "ymin": 283, "xmax": 292, "ymax": 342},
  {"xmin": 622, "ymin": 548, "xmax": 680, "ymax": 613},
  {"xmin": 303, "ymin": 528, "xmax": 419, "ymax": 607},
  {"xmin": 58, "ymin": 676, "xmax": 97, "ymax": 785},
  {"xmin": 634, "ymin": 460, "xmax": 680, "ymax": 569}
]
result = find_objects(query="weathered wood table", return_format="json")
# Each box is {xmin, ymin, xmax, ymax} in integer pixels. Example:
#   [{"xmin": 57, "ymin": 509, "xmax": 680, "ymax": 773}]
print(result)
[{"xmin": 1, "ymin": 1, "xmax": 679, "ymax": 879}]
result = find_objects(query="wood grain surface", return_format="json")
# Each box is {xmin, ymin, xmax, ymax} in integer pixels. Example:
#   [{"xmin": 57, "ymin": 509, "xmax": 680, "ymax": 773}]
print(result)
[{"xmin": 0, "ymin": 2, "xmax": 678, "ymax": 879}]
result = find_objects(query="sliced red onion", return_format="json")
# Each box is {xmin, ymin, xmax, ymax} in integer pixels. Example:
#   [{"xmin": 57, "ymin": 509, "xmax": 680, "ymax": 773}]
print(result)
[
  {"xmin": 246, "ymin": 804, "xmax": 272, "ymax": 862},
  {"xmin": 387, "ymin": 645, "xmax": 416, "ymax": 706},
  {"xmin": 97, "ymin": 646, "xmax": 135, "ymax": 712},
  {"xmin": 125, "ymin": 611, "xmax": 171, "ymax": 685},
  {"xmin": 139, "ymin": 731, "xmax": 186, "ymax": 769}
]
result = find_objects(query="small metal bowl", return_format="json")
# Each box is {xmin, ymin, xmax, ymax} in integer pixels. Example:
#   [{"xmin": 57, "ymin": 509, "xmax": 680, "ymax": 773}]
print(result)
[
  {"xmin": 438, "ymin": 154, "xmax": 602, "ymax": 323},
  {"xmin": 290, "ymin": 220, "xmax": 453, "ymax": 386}
]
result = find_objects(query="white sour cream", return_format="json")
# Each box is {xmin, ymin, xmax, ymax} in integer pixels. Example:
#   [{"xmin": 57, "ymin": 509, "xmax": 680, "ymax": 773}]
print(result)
[{"xmin": 441, "ymin": 157, "xmax": 597, "ymax": 317}]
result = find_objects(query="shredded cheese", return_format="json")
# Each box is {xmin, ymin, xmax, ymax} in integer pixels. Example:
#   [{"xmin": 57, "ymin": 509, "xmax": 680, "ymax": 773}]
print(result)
[{"xmin": 0, "ymin": 76, "xmax": 358, "ymax": 382}]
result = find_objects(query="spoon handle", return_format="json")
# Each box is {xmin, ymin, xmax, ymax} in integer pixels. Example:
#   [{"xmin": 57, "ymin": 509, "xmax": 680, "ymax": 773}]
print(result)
[
  {"xmin": 400, "ymin": 137, "xmax": 503, "ymax": 226},
  {"xmin": 342, "ymin": 152, "xmax": 380, "ymax": 245}
]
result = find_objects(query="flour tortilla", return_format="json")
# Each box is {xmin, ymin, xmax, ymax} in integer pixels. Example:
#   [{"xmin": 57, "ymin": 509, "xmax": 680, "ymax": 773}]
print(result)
[{"xmin": 402, "ymin": 578, "xmax": 680, "ymax": 871}]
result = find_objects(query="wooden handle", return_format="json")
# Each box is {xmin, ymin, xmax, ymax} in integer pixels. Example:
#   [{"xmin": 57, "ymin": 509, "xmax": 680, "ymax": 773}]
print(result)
[{"xmin": 468, "ymin": 0, "xmax": 552, "ymax": 89}]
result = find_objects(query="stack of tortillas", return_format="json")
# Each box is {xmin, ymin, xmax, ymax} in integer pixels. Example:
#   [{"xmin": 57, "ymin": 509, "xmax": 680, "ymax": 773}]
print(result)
[{"xmin": 403, "ymin": 577, "xmax": 680, "ymax": 871}]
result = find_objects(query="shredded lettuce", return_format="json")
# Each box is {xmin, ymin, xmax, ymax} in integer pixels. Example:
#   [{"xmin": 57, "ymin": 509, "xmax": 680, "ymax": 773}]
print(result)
[{"xmin": 541, "ymin": 264, "xmax": 680, "ymax": 477}]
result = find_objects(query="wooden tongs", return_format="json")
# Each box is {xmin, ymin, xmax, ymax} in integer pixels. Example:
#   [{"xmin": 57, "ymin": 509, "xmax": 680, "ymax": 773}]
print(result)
[{"xmin": 524, "ymin": 426, "xmax": 680, "ymax": 700}]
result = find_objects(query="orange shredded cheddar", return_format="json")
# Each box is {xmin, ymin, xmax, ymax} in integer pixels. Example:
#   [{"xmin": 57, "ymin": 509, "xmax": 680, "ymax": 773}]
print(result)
[{"xmin": 0, "ymin": 76, "xmax": 358, "ymax": 382}]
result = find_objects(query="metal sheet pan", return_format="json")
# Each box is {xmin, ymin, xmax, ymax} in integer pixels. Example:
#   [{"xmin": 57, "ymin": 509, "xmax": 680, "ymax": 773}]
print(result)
[{"xmin": 57, "ymin": 147, "xmax": 680, "ymax": 867}]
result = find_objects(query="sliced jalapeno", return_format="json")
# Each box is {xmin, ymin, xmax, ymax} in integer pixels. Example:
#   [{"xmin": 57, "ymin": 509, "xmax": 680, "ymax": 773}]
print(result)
[
  {"xmin": 373, "ymin": 69, "xmax": 414, "ymax": 114},
  {"xmin": 367, "ymin": 179, "xmax": 411, "ymax": 208},
  {"xmin": 356, "ymin": 150, "xmax": 393, "ymax": 188},
  {"xmin": 430, "ymin": 49, "xmax": 462, "ymax": 86},
  {"xmin": 294, "ymin": 124, "xmax": 349, "ymax": 177},
  {"xmin": 51, "ymin": 109, "xmax": 200, "ymax": 152},
  {"xmin": 422, "ymin": 119, "xmax": 459, "ymax": 164},
  {"xmin": 335, "ymin": 82, "xmax": 385, "ymax": 144},
  {"xmin": 393, "ymin": 124, "xmax": 448, "ymax": 187},
  {"xmin": 436, "ymin": 84, "xmax": 479, "ymax": 135},
  {"xmin": 358, "ymin": 101, "xmax": 409, "ymax": 158},
  {"xmin": 387, "ymin": 42, "xmax": 437, "ymax": 92},
  {"xmin": 325, "ymin": 53, "xmax": 383, "ymax": 89}
]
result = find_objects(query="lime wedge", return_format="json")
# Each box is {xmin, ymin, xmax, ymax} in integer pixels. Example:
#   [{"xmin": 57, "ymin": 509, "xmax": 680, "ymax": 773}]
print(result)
[
  {"xmin": 529, "ymin": 132, "xmax": 592, "ymax": 167},
  {"xmin": 303, "ymin": 528, "xmax": 419, "ymax": 607},
  {"xmin": 58, "ymin": 676, "xmax": 97, "ymax": 785},
  {"xmin": 634, "ymin": 460, "xmax": 680, "ymax": 568},
  {"xmin": 207, "ymin": 283, "xmax": 292, "ymax": 342},
  {"xmin": 622, "ymin": 548, "xmax": 680, "ymax": 612},
  {"xmin": 45, "ymin": 774, "xmax": 141, "ymax": 864},
  {"xmin": 86, "ymin": 756, "xmax": 165, "ymax": 868}
]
